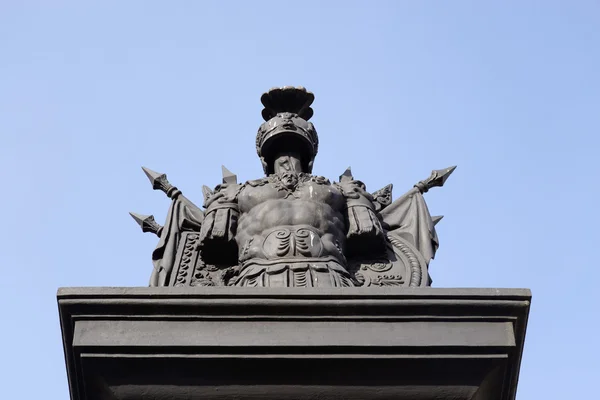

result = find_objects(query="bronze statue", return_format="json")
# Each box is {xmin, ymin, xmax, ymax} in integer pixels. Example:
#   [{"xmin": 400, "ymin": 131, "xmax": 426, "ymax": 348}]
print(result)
[{"xmin": 131, "ymin": 87, "xmax": 455, "ymax": 288}]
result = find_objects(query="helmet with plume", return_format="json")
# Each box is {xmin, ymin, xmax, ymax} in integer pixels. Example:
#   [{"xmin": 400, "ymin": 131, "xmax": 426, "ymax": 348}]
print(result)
[{"xmin": 256, "ymin": 86, "xmax": 319, "ymax": 175}]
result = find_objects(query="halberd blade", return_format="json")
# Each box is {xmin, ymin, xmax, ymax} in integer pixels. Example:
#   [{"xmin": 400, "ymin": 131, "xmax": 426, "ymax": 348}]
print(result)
[{"xmin": 221, "ymin": 165, "xmax": 237, "ymax": 184}]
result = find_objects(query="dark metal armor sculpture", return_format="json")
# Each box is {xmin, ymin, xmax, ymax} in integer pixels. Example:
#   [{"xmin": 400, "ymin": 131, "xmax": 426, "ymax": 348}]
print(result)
[{"xmin": 131, "ymin": 87, "xmax": 455, "ymax": 288}]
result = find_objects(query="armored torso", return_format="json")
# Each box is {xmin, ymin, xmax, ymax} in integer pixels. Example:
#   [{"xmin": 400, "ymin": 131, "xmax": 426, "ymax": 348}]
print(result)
[{"xmin": 232, "ymin": 173, "xmax": 353, "ymax": 286}]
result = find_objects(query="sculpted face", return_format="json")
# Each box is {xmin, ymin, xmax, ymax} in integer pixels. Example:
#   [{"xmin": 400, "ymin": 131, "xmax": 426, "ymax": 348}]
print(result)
[
  {"xmin": 273, "ymin": 152, "xmax": 303, "ymax": 174},
  {"xmin": 273, "ymin": 152, "xmax": 303, "ymax": 188}
]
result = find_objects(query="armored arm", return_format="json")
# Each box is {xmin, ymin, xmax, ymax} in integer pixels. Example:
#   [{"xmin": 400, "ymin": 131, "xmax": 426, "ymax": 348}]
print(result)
[
  {"xmin": 336, "ymin": 169, "xmax": 385, "ymax": 255},
  {"xmin": 344, "ymin": 181, "xmax": 383, "ymax": 238},
  {"xmin": 198, "ymin": 181, "xmax": 242, "ymax": 265}
]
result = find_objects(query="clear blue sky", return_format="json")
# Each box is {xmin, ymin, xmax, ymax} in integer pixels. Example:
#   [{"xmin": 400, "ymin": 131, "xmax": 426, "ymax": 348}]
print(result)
[{"xmin": 1, "ymin": 1, "xmax": 598, "ymax": 398}]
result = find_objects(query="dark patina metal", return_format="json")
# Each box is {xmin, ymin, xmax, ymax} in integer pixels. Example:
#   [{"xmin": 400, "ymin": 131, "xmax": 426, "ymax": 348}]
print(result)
[{"xmin": 131, "ymin": 87, "xmax": 456, "ymax": 288}]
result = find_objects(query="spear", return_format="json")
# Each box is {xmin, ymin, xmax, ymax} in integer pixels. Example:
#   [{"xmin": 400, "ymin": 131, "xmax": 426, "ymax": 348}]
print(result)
[
  {"xmin": 140, "ymin": 166, "xmax": 205, "ymax": 227},
  {"xmin": 141, "ymin": 167, "xmax": 182, "ymax": 199},
  {"xmin": 129, "ymin": 212, "xmax": 164, "ymax": 237},
  {"xmin": 414, "ymin": 166, "xmax": 456, "ymax": 194}
]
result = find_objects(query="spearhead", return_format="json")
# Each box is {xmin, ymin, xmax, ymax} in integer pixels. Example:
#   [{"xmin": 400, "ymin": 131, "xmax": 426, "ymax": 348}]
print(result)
[
  {"xmin": 129, "ymin": 212, "xmax": 164, "ymax": 237},
  {"xmin": 415, "ymin": 165, "xmax": 457, "ymax": 193},
  {"xmin": 432, "ymin": 215, "xmax": 444, "ymax": 226},
  {"xmin": 141, "ymin": 166, "xmax": 181, "ymax": 199},
  {"xmin": 339, "ymin": 166, "xmax": 353, "ymax": 182},
  {"xmin": 221, "ymin": 165, "xmax": 238, "ymax": 184}
]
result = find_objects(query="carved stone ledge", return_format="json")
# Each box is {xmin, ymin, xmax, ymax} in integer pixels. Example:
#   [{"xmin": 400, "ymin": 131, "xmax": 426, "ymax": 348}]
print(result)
[{"xmin": 58, "ymin": 287, "xmax": 530, "ymax": 400}]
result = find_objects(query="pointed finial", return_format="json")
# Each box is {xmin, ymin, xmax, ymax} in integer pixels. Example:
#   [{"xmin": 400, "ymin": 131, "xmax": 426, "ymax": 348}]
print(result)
[
  {"xmin": 432, "ymin": 215, "xmax": 444, "ymax": 226},
  {"xmin": 129, "ymin": 212, "xmax": 163, "ymax": 237},
  {"xmin": 339, "ymin": 166, "xmax": 353, "ymax": 182},
  {"xmin": 415, "ymin": 165, "xmax": 457, "ymax": 193},
  {"xmin": 202, "ymin": 185, "xmax": 214, "ymax": 204},
  {"xmin": 141, "ymin": 166, "xmax": 181, "ymax": 199},
  {"xmin": 221, "ymin": 165, "xmax": 238, "ymax": 184}
]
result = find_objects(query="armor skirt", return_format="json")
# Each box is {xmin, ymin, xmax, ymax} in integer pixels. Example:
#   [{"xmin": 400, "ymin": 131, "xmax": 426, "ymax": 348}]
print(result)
[{"xmin": 232, "ymin": 257, "xmax": 355, "ymax": 288}]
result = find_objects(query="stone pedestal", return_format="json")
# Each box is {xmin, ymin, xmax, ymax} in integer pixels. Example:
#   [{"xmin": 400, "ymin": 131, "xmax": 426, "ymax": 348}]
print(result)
[{"xmin": 58, "ymin": 287, "xmax": 530, "ymax": 400}]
